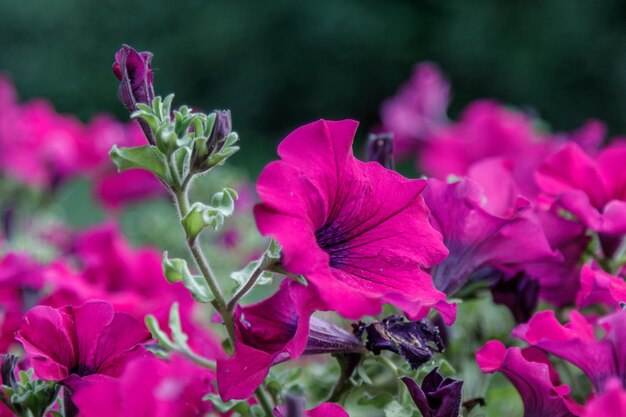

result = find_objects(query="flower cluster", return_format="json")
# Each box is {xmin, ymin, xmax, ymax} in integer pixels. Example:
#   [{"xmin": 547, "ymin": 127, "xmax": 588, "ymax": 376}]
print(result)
[{"xmin": 1, "ymin": 46, "xmax": 626, "ymax": 417}]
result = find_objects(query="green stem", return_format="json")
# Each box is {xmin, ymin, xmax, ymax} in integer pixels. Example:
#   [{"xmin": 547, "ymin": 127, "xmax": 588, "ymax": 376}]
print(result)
[
  {"xmin": 254, "ymin": 386, "xmax": 274, "ymax": 417},
  {"xmin": 378, "ymin": 355, "xmax": 401, "ymax": 377},
  {"xmin": 172, "ymin": 186, "xmax": 236, "ymax": 341},
  {"xmin": 179, "ymin": 347, "xmax": 217, "ymax": 370},
  {"xmin": 227, "ymin": 253, "xmax": 275, "ymax": 312}
]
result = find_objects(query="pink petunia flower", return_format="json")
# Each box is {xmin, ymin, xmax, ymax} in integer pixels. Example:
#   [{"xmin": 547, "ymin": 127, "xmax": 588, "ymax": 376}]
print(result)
[
  {"xmin": 423, "ymin": 177, "xmax": 556, "ymax": 296},
  {"xmin": 514, "ymin": 309, "xmax": 626, "ymax": 393},
  {"xmin": 379, "ymin": 62, "xmax": 450, "ymax": 158},
  {"xmin": 73, "ymin": 355, "xmax": 214, "ymax": 417},
  {"xmin": 15, "ymin": 300, "xmax": 150, "ymax": 390},
  {"xmin": 421, "ymin": 100, "xmax": 553, "ymax": 196},
  {"xmin": 576, "ymin": 264, "xmax": 626, "ymax": 310},
  {"xmin": 536, "ymin": 142, "xmax": 626, "ymax": 251},
  {"xmin": 584, "ymin": 378, "xmax": 626, "ymax": 417},
  {"xmin": 476, "ymin": 340, "xmax": 584, "ymax": 417},
  {"xmin": 217, "ymin": 280, "xmax": 363, "ymax": 401},
  {"xmin": 254, "ymin": 119, "xmax": 452, "ymax": 322}
]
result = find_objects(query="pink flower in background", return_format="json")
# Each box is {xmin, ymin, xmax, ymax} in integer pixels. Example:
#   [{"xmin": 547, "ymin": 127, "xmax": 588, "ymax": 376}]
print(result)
[
  {"xmin": 87, "ymin": 118, "xmax": 166, "ymax": 210},
  {"xmin": 423, "ymin": 177, "xmax": 556, "ymax": 295},
  {"xmin": 73, "ymin": 355, "xmax": 213, "ymax": 417},
  {"xmin": 514, "ymin": 309, "xmax": 626, "ymax": 393},
  {"xmin": 0, "ymin": 253, "xmax": 47, "ymax": 351},
  {"xmin": 577, "ymin": 264, "xmax": 626, "ymax": 310},
  {"xmin": 0, "ymin": 100, "xmax": 88, "ymax": 189},
  {"xmin": 72, "ymin": 223, "xmax": 223, "ymax": 360},
  {"xmin": 476, "ymin": 340, "xmax": 584, "ymax": 417},
  {"xmin": 217, "ymin": 280, "xmax": 363, "ymax": 400},
  {"xmin": 536, "ymin": 142, "xmax": 626, "ymax": 250},
  {"xmin": 421, "ymin": 100, "xmax": 553, "ymax": 196},
  {"xmin": 255, "ymin": 119, "xmax": 452, "ymax": 323},
  {"xmin": 380, "ymin": 62, "xmax": 450, "ymax": 157},
  {"xmin": 584, "ymin": 378, "xmax": 626, "ymax": 417},
  {"xmin": 15, "ymin": 301, "xmax": 150, "ymax": 389}
]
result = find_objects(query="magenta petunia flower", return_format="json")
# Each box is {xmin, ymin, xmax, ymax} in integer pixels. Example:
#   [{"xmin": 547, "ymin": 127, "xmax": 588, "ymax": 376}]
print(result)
[
  {"xmin": 15, "ymin": 300, "xmax": 150, "ymax": 389},
  {"xmin": 379, "ymin": 62, "xmax": 450, "ymax": 158},
  {"xmin": 584, "ymin": 378, "xmax": 626, "ymax": 417},
  {"xmin": 421, "ymin": 100, "xmax": 553, "ymax": 196},
  {"xmin": 513, "ymin": 309, "xmax": 626, "ymax": 393},
  {"xmin": 423, "ymin": 177, "xmax": 556, "ymax": 295},
  {"xmin": 217, "ymin": 280, "xmax": 363, "ymax": 401},
  {"xmin": 536, "ymin": 142, "xmax": 626, "ymax": 247},
  {"xmin": 73, "ymin": 355, "xmax": 214, "ymax": 417},
  {"xmin": 254, "ymin": 119, "xmax": 452, "ymax": 322},
  {"xmin": 273, "ymin": 401, "xmax": 349, "ymax": 417},
  {"xmin": 576, "ymin": 264, "xmax": 626, "ymax": 310},
  {"xmin": 476, "ymin": 340, "xmax": 584, "ymax": 417}
]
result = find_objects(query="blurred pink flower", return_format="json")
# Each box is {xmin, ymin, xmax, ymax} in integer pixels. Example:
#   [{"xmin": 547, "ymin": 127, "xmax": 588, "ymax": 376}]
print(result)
[
  {"xmin": 380, "ymin": 62, "xmax": 450, "ymax": 158},
  {"xmin": 255, "ymin": 119, "xmax": 452, "ymax": 322},
  {"xmin": 15, "ymin": 300, "xmax": 150, "ymax": 389},
  {"xmin": 421, "ymin": 100, "xmax": 553, "ymax": 196},
  {"xmin": 577, "ymin": 264, "xmax": 626, "ymax": 310},
  {"xmin": 514, "ymin": 309, "xmax": 626, "ymax": 393},
  {"xmin": 584, "ymin": 378, "xmax": 626, "ymax": 417},
  {"xmin": 477, "ymin": 340, "xmax": 584, "ymax": 417},
  {"xmin": 73, "ymin": 355, "xmax": 214, "ymax": 417},
  {"xmin": 536, "ymin": 142, "xmax": 626, "ymax": 249}
]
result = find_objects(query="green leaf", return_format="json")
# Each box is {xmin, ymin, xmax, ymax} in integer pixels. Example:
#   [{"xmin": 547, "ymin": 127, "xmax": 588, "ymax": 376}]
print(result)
[
  {"xmin": 162, "ymin": 251, "xmax": 189, "ymax": 283},
  {"xmin": 357, "ymin": 392, "xmax": 394, "ymax": 409},
  {"xmin": 267, "ymin": 239, "xmax": 281, "ymax": 260},
  {"xmin": 230, "ymin": 259, "xmax": 273, "ymax": 295},
  {"xmin": 161, "ymin": 252, "xmax": 214, "ymax": 303},
  {"xmin": 168, "ymin": 303, "xmax": 188, "ymax": 347},
  {"xmin": 145, "ymin": 314, "xmax": 176, "ymax": 350},
  {"xmin": 181, "ymin": 189, "xmax": 239, "ymax": 239},
  {"xmin": 203, "ymin": 393, "xmax": 251, "ymax": 415},
  {"xmin": 109, "ymin": 145, "xmax": 167, "ymax": 180}
]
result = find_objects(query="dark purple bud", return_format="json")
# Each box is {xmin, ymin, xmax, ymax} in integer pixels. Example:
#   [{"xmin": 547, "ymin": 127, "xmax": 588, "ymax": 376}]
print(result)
[
  {"xmin": 208, "ymin": 110, "xmax": 232, "ymax": 153},
  {"xmin": 1, "ymin": 354, "xmax": 18, "ymax": 388},
  {"xmin": 367, "ymin": 132, "xmax": 394, "ymax": 169},
  {"xmin": 112, "ymin": 44, "xmax": 155, "ymax": 143},
  {"xmin": 401, "ymin": 368, "xmax": 463, "ymax": 417},
  {"xmin": 490, "ymin": 272, "xmax": 539, "ymax": 323},
  {"xmin": 361, "ymin": 315, "xmax": 444, "ymax": 369},
  {"xmin": 283, "ymin": 396, "xmax": 305, "ymax": 417}
]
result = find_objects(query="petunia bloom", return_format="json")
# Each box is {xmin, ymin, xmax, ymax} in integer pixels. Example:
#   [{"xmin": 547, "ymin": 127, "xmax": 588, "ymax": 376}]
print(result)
[
  {"xmin": 584, "ymin": 378, "xmax": 626, "ymax": 417},
  {"xmin": 424, "ymin": 177, "xmax": 556, "ymax": 296},
  {"xmin": 513, "ymin": 309, "xmax": 626, "ymax": 393},
  {"xmin": 576, "ymin": 264, "xmax": 626, "ymax": 310},
  {"xmin": 15, "ymin": 300, "xmax": 151, "ymax": 389},
  {"xmin": 73, "ymin": 355, "xmax": 214, "ymax": 417},
  {"xmin": 476, "ymin": 340, "xmax": 584, "ymax": 417},
  {"xmin": 254, "ymin": 119, "xmax": 452, "ymax": 322},
  {"xmin": 536, "ymin": 142, "xmax": 626, "ymax": 253},
  {"xmin": 217, "ymin": 280, "xmax": 363, "ymax": 401},
  {"xmin": 401, "ymin": 368, "xmax": 463, "ymax": 417}
]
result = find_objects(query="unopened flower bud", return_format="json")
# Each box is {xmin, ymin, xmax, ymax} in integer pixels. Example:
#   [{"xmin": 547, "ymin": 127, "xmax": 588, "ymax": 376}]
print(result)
[
  {"xmin": 367, "ymin": 132, "xmax": 394, "ymax": 169},
  {"xmin": 112, "ymin": 44, "xmax": 155, "ymax": 144},
  {"xmin": 208, "ymin": 110, "xmax": 232, "ymax": 154}
]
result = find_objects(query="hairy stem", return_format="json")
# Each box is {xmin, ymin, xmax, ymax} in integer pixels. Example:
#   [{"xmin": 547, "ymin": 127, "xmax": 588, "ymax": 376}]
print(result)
[
  {"xmin": 227, "ymin": 253, "xmax": 275, "ymax": 312},
  {"xmin": 172, "ymin": 186, "xmax": 236, "ymax": 341}
]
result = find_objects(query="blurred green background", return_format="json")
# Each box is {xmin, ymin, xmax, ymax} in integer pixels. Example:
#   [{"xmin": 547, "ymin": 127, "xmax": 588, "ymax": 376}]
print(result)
[{"xmin": 2, "ymin": 0, "xmax": 626, "ymax": 175}]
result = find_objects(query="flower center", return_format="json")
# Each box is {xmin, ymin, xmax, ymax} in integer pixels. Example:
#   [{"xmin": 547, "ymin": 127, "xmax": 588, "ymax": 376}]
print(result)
[{"xmin": 315, "ymin": 222, "xmax": 349, "ymax": 268}]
